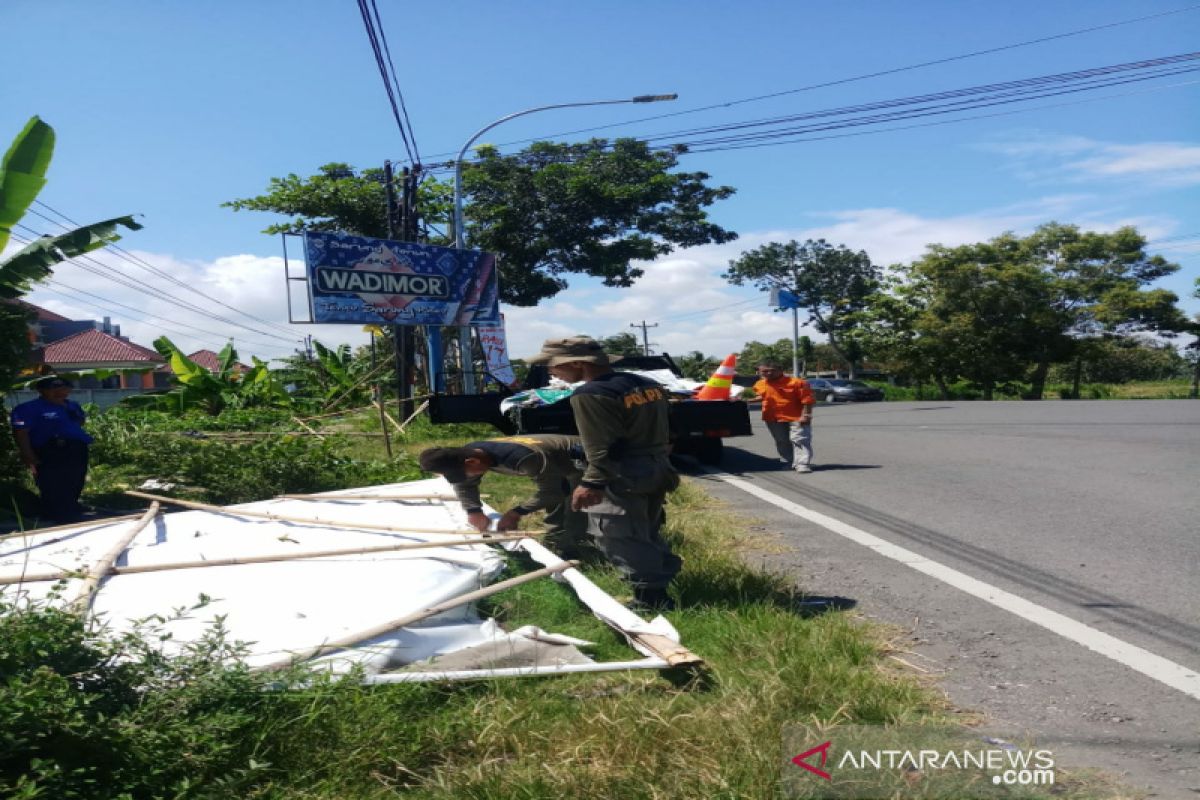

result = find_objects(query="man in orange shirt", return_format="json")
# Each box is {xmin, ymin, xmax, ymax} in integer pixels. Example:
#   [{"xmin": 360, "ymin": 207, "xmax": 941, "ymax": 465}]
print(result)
[{"xmin": 749, "ymin": 360, "xmax": 815, "ymax": 473}]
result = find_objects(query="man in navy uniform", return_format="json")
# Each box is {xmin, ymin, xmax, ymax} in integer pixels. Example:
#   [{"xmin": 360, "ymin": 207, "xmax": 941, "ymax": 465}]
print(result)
[{"xmin": 10, "ymin": 376, "xmax": 94, "ymax": 523}]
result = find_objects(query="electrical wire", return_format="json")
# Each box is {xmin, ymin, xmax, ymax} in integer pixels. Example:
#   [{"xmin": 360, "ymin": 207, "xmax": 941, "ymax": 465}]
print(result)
[
  {"xmin": 10, "ymin": 234, "xmax": 300, "ymax": 357},
  {"xmin": 416, "ymin": 4, "xmax": 1200, "ymax": 160},
  {"xmin": 30, "ymin": 201, "xmax": 299, "ymax": 338},
  {"xmin": 13, "ymin": 224, "xmax": 299, "ymax": 343},
  {"xmin": 356, "ymin": 0, "xmax": 418, "ymax": 164}
]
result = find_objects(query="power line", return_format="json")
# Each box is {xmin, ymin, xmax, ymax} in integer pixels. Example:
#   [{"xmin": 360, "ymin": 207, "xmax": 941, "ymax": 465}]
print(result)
[
  {"xmin": 13, "ymin": 224, "xmax": 299, "ymax": 343},
  {"xmin": 40, "ymin": 279, "xmax": 297, "ymax": 355},
  {"xmin": 417, "ymin": 4, "xmax": 1200, "ymax": 160},
  {"xmin": 30, "ymin": 201, "xmax": 299, "ymax": 338},
  {"xmin": 356, "ymin": 0, "xmax": 419, "ymax": 164},
  {"xmin": 419, "ymin": 56, "xmax": 1199, "ymax": 169}
]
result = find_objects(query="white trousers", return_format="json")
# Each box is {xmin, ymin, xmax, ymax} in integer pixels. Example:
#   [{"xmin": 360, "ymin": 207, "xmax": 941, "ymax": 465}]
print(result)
[{"xmin": 765, "ymin": 420, "xmax": 813, "ymax": 469}]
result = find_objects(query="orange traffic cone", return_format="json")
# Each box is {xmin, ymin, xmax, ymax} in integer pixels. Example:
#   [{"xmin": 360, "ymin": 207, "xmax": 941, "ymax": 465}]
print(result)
[{"xmin": 695, "ymin": 354, "xmax": 737, "ymax": 400}]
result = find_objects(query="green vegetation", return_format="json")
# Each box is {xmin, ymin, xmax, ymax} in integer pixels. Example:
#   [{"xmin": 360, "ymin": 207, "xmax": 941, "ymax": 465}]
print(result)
[
  {"xmin": 226, "ymin": 139, "xmax": 737, "ymax": 307},
  {"xmin": 2, "ymin": 415, "xmax": 1126, "ymax": 797}
]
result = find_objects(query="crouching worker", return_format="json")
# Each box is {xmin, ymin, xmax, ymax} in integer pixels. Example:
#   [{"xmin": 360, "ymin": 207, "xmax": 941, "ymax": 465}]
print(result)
[{"xmin": 418, "ymin": 434, "xmax": 593, "ymax": 558}]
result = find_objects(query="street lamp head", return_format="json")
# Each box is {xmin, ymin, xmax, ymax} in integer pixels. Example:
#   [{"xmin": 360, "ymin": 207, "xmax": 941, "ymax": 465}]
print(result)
[{"xmin": 632, "ymin": 93, "xmax": 678, "ymax": 103}]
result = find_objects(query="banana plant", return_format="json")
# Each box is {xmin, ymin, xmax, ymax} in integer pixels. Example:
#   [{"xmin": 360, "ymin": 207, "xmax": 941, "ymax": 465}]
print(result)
[
  {"xmin": 1, "ymin": 116, "xmax": 142, "ymax": 298},
  {"xmin": 124, "ymin": 336, "xmax": 290, "ymax": 415}
]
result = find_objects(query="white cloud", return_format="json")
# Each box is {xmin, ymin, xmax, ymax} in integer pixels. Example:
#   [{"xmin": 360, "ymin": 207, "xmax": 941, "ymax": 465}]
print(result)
[
  {"xmin": 20, "ymin": 198, "xmax": 1192, "ymax": 368},
  {"xmin": 984, "ymin": 133, "xmax": 1200, "ymax": 188}
]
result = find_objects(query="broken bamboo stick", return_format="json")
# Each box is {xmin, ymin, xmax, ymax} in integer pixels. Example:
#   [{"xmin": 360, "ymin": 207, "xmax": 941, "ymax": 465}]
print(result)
[
  {"xmin": 292, "ymin": 416, "xmax": 326, "ymax": 440},
  {"xmin": 255, "ymin": 560, "xmax": 579, "ymax": 671},
  {"xmin": 375, "ymin": 400, "xmax": 405, "ymax": 434},
  {"xmin": 395, "ymin": 399, "xmax": 430, "ymax": 434},
  {"xmin": 0, "ymin": 513, "xmax": 143, "ymax": 542},
  {"xmin": 69, "ymin": 502, "xmax": 161, "ymax": 616},
  {"xmin": 124, "ymin": 490, "xmax": 484, "ymax": 536},
  {"xmin": 2, "ymin": 533, "xmax": 530, "ymax": 586}
]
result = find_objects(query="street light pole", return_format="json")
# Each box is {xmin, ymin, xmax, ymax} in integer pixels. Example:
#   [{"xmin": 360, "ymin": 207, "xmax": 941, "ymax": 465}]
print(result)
[{"xmin": 451, "ymin": 93, "xmax": 677, "ymax": 392}]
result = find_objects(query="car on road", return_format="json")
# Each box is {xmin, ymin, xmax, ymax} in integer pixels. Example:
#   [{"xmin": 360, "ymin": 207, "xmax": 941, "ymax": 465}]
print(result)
[
  {"xmin": 825, "ymin": 379, "xmax": 885, "ymax": 402},
  {"xmin": 806, "ymin": 378, "xmax": 836, "ymax": 402}
]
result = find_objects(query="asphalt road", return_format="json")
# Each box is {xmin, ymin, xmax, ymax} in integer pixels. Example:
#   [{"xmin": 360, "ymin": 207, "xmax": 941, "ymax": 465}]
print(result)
[{"xmin": 691, "ymin": 400, "xmax": 1200, "ymax": 797}]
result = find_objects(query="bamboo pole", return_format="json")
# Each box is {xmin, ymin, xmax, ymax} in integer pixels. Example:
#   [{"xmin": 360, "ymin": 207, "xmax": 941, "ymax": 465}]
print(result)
[
  {"xmin": 255, "ymin": 560, "xmax": 578, "ymax": 671},
  {"xmin": 276, "ymin": 493, "xmax": 457, "ymax": 502},
  {"xmin": 321, "ymin": 362, "xmax": 390, "ymax": 413},
  {"xmin": 363, "ymin": 658, "xmax": 669, "ymax": 684},
  {"xmin": 69, "ymin": 503, "xmax": 161, "ymax": 616},
  {"xmin": 296, "ymin": 403, "xmax": 377, "ymax": 422},
  {"xmin": 162, "ymin": 431, "xmax": 388, "ymax": 438},
  {"xmin": 2, "ymin": 533, "xmax": 531, "ymax": 585},
  {"xmin": 395, "ymin": 399, "xmax": 430, "ymax": 434},
  {"xmin": 123, "ymin": 491, "xmax": 484, "ymax": 536},
  {"xmin": 375, "ymin": 400, "xmax": 405, "ymax": 434},
  {"xmin": 0, "ymin": 513, "xmax": 143, "ymax": 542},
  {"xmin": 374, "ymin": 390, "xmax": 394, "ymax": 458},
  {"xmin": 292, "ymin": 416, "xmax": 326, "ymax": 440}
]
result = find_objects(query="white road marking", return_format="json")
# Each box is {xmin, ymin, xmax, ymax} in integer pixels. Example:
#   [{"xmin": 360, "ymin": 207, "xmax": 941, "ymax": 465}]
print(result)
[{"xmin": 712, "ymin": 471, "xmax": 1200, "ymax": 701}]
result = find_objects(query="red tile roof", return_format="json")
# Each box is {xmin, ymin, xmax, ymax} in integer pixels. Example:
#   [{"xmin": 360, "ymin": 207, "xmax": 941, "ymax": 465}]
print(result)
[
  {"xmin": 3, "ymin": 299, "xmax": 72, "ymax": 322},
  {"xmin": 187, "ymin": 349, "xmax": 249, "ymax": 372},
  {"xmin": 41, "ymin": 329, "xmax": 164, "ymax": 364}
]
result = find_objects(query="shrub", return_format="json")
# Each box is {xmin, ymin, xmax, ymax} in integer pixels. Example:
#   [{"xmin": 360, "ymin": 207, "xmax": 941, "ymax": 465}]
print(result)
[
  {"xmin": 87, "ymin": 407, "xmax": 421, "ymax": 506},
  {"xmin": 0, "ymin": 595, "xmax": 274, "ymax": 799}
]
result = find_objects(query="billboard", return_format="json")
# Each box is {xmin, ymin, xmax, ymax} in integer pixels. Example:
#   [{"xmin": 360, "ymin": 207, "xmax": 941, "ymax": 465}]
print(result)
[{"xmin": 303, "ymin": 231, "xmax": 500, "ymax": 326}]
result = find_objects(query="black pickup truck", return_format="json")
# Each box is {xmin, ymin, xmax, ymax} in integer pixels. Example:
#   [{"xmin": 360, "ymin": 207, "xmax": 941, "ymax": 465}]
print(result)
[{"xmin": 427, "ymin": 354, "xmax": 752, "ymax": 464}]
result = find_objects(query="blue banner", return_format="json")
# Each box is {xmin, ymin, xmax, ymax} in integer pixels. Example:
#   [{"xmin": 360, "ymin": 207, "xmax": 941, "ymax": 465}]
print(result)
[{"xmin": 303, "ymin": 231, "xmax": 500, "ymax": 326}]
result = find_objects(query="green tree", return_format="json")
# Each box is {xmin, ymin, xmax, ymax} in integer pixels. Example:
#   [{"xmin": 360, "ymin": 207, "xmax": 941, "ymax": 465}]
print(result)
[
  {"xmin": 724, "ymin": 239, "xmax": 879, "ymax": 378},
  {"xmin": 598, "ymin": 331, "xmax": 643, "ymax": 357},
  {"xmin": 676, "ymin": 351, "xmax": 718, "ymax": 381},
  {"xmin": 738, "ymin": 340, "xmax": 794, "ymax": 372},
  {"xmin": 891, "ymin": 224, "xmax": 1185, "ymax": 399},
  {"xmin": 226, "ymin": 139, "xmax": 737, "ymax": 306}
]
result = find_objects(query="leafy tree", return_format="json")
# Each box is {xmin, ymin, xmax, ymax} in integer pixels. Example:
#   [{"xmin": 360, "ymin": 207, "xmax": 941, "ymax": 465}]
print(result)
[
  {"xmin": 724, "ymin": 239, "xmax": 879, "ymax": 377},
  {"xmin": 1047, "ymin": 336, "xmax": 1188, "ymax": 385},
  {"xmin": 676, "ymin": 351, "xmax": 718, "ymax": 381},
  {"xmin": 889, "ymin": 224, "xmax": 1185, "ymax": 399},
  {"xmin": 738, "ymin": 340, "xmax": 794, "ymax": 372},
  {"xmin": 464, "ymin": 139, "xmax": 736, "ymax": 305},
  {"xmin": 222, "ymin": 162, "xmax": 452, "ymax": 242},
  {"xmin": 599, "ymin": 331, "xmax": 643, "ymax": 358},
  {"xmin": 226, "ymin": 139, "xmax": 737, "ymax": 306}
]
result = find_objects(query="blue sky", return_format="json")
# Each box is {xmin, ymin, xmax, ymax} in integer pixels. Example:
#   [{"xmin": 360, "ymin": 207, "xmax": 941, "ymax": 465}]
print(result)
[{"xmin": 4, "ymin": 0, "xmax": 1198, "ymax": 362}]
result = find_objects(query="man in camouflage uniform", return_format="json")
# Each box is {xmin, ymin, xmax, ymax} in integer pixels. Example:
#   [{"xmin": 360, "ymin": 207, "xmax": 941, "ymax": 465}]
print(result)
[
  {"xmin": 418, "ymin": 434, "xmax": 592, "ymax": 557},
  {"xmin": 527, "ymin": 336, "xmax": 681, "ymax": 609}
]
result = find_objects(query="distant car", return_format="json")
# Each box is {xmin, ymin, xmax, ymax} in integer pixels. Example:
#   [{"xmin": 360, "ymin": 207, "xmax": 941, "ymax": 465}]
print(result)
[
  {"xmin": 825, "ymin": 379, "xmax": 885, "ymax": 402},
  {"xmin": 806, "ymin": 378, "xmax": 836, "ymax": 403}
]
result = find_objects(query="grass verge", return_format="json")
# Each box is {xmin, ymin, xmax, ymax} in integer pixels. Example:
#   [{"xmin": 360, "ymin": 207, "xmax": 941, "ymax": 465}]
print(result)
[{"xmin": 228, "ymin": 476, "xmax": 1124, "ymax": 798}]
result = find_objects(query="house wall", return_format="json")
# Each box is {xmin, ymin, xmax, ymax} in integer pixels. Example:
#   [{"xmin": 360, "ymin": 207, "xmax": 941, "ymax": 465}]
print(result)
[{"xmin": 5, "ymin": 388, "xmax": 152, "ymax": 411}]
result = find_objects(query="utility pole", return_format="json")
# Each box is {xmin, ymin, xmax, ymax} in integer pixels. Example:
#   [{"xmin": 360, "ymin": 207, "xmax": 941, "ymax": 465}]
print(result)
[
  {"xmin": 383, "ymin": 161, "xmax": 414, "ymax": 421},
  {"xmin": 630, "ymin": 320, "xmax": 658, "ymax": 356}
]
